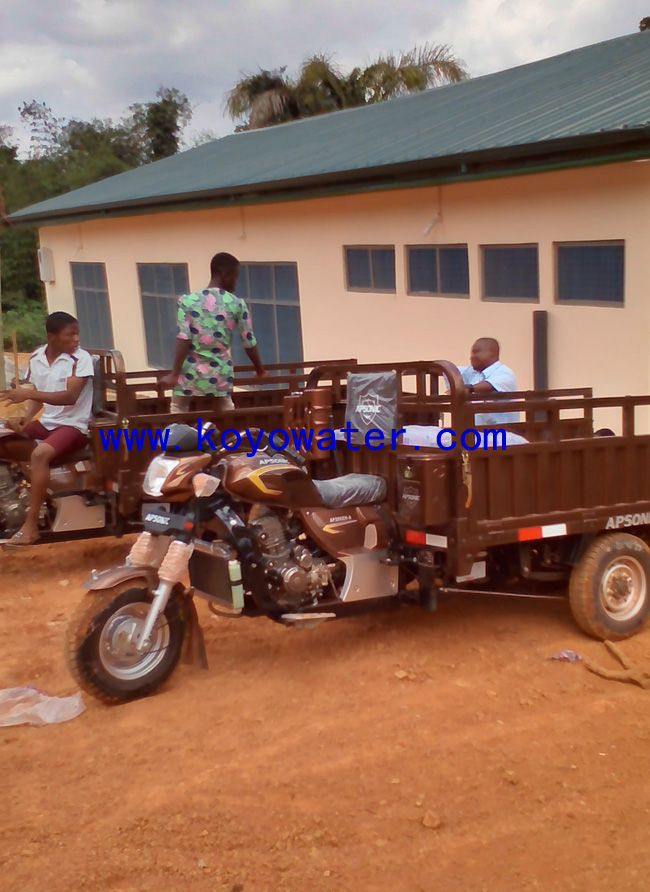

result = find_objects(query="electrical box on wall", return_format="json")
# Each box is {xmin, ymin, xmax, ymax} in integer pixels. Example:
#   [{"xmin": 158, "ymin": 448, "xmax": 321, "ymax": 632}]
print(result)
[{"xmin": 37, "ymin": 247, "xmax": 55, "ymax": 283}]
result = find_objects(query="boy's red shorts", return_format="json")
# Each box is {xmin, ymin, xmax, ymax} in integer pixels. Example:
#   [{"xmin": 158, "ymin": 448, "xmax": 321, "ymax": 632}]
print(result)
[{"xmin": 21, "ymin": 421, "xmax": 89, "ymax": 461}]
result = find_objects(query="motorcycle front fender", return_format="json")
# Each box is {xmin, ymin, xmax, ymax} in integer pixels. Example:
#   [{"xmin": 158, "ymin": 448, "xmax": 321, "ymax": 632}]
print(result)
[{"xmin": 81, "ymin": 564, "xmax": 159, "ymax": 592}]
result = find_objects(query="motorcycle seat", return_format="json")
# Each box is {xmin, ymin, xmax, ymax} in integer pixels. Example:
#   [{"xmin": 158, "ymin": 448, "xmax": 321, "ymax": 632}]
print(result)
[{"xmin": 313, "ymin": 473, "xmax": 387, "ymax": 508}]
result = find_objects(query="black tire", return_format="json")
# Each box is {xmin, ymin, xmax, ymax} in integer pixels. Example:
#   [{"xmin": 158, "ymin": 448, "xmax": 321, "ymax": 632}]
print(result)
[
  {"xmin": 569, "ymin": 533, "xmax": 650, "ymax": 641},
  {"xmin": 65, "ymin": 585, "xmax": 188, "ymax": 704}
]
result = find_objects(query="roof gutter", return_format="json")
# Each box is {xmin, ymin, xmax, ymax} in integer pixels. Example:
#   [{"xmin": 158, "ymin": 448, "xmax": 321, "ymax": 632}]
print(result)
[{"xmin": 8, "ymin": 136, "xmax": 650, "ymax": 229}]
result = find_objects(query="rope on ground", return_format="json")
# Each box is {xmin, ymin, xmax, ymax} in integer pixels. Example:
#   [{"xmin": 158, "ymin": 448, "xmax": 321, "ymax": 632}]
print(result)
[{"xmin": 583, "ymin": 640, "xmax": 650, "ymax": 689}]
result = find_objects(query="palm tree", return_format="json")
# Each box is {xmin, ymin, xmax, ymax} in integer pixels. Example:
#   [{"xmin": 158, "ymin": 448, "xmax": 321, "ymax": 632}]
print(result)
[{"xmin": 225, "ymin": 44, "xmax": 468, "ymax": 131}]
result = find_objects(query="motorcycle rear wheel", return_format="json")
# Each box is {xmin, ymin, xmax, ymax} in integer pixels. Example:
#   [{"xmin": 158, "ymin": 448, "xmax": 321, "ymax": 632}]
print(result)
[{"xmin": 65, "ymin": 584, "xmax": 187, "ymax": 704}]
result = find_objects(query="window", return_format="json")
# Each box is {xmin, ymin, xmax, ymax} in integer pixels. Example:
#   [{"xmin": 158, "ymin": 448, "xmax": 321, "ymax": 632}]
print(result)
[
  {"xmin": 232, "ymin": 263, "xmax": 304, "ymax": 367},
  {"xmin": 344, "ymin": 246, "xmax": 396, "ymax": 292},
  {"xmin": 556, "ymin": 242, "xmax": 624, "ymax": 305},
  {"xmin": 482, "ymin": 245, "xmax": 539, "ymax": 301},
  {"xmin": 137, "ymin": 264, "xmax": 190, "ymax": 368},
  {"xmin": 70, "ymin": 262, "xmax": 114, "ymax": 349},
  {"xmin": 407, "ymin": 245, "xmax": 469, "ymax": 297}
]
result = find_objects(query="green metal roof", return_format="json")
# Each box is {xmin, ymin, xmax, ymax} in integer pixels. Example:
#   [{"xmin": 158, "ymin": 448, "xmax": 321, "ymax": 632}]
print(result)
[{"xmin": 10, "ymin": 30, "xmax": 650, "ymax": 227}]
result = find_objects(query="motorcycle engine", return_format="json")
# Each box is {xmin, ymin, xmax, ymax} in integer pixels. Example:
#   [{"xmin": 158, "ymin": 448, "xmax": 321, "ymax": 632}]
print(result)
[
  {"xmin": 0, "ymin": 465, "xmax": 29, "ymax": 532},
  {"xmin": 250, "ymin": 508, "xmax": 330, "ymax": 604}
]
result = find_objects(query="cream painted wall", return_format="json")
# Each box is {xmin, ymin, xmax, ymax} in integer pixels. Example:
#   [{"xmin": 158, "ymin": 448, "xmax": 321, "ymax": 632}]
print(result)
[{"xmin": 39, "ymin": 161, "xmax": 650, "ymax": 419}]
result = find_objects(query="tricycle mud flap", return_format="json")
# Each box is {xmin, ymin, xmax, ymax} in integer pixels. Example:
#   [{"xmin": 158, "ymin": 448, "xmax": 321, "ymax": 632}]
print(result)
[{"xmin": 182, "ymin": 596, "xmax": 209, "ymax": 669}]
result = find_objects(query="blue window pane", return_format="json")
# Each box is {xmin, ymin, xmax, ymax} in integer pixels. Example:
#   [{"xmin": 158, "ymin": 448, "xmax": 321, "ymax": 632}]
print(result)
[
  {"xmin": 173, "ymin": 265, "xmax": 189, "ymax": 296},
  {"xmin": 142, "ymin": 294, "xmax": 177, "ymax": 368},
  {"xmin": 236, "ymin": 267, "xmax": 249, "ymax": 300},
  {"xmin": 137, "ymin": 264, "xmax": 155, "ymax": 295},
  {"xmin": 408, "ymin": 248, "xmax": 438, "ymax": 293},
  {"xmin": 155, "ymin": 265, "xmax": 173, "ymax": 296},
  {"xmin": 557, "ymin": 244, "xmax": 624, "ymax": 304},
  {"xmin": 75, "ymin": 291, "xmax": 113, "ymax": 349},
  {"xmin": 346, "ymin": 249, "xmax": 371, "ymax": 289},
  {"xmin": 250, "ymin": 303, "xmax": 277, "ymax": 364},
  {"xmin": 96, "ymin": 264, "xmax": 109, "ymax": 291},
  {"xmin": 70, "ymin": 263, "xmax": 84, "ymax": 289},
  {"xmin": 371, "ymin": 249, "xmax": 395, "ymax": 291},
  {"xmin": 439, "ymin": 247, "xmax": 469, "ymax": 295},
  {"xmin": 231, "ymin": 331, "xmax": 248, "ymax": 367},
  {"xmin": 276, "ymin": 305, "xmax": 304, "ymax": 363},
  {"xmin": 71, "ymin": 263, "xmax": 114, "ymax": 349},
  {"xmin": 248, "ymin": 265, "xmax": 273, "ymax": 301},
  {"xmin": 274, "ymin": 264, "xmax": 299, "ymax": 303},
  {"xmin": 483, "ymin": 247, "xmax": 538, "ymax": 299},
  {"xmin": 136, "ymin": 264, "xmax": 190, "ymax": 367}
]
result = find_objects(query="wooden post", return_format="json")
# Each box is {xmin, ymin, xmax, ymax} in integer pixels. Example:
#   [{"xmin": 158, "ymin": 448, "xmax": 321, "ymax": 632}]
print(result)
[
  {"xmin": 533, "ymin": 310, "xmax": 548, "ymax": 423},
  {"xmin": 0, "ymin": 244, "xmax": 5, "ymax": 390},
  {"xmin": 11, "ymin": 329, "xmax": 19, "ymax": 387},
  {"xmin": 0, "ymin": 183, "xmax": 10, "ymax": 390}
]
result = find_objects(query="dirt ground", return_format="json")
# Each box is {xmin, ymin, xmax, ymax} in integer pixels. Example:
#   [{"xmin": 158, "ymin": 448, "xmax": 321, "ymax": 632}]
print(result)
[{"xmin": 1, "ymin": 538, "xmax": 649, "ymax": 892}]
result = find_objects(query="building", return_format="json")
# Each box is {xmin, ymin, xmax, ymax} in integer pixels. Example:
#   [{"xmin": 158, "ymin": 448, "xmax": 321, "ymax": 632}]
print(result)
[{"xmin": 8, "ymin": 31, "xmax": 650, "ymax": 414}]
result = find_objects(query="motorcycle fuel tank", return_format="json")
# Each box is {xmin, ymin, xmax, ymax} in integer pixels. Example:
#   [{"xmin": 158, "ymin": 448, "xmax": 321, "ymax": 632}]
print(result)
[{"xmin": 222, "ymin": 453, "xmax": 321, "ymax": 508}]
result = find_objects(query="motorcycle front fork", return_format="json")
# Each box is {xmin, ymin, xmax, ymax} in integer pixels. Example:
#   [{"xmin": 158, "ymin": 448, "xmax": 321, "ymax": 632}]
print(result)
[{"xmin": 130, "ymin": 535, "xmax": 194, "ymax": 651}]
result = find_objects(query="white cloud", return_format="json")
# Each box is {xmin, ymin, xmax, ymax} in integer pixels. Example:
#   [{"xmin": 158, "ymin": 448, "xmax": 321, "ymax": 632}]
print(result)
[
  {"xmin": 0, "ymin": 0, "xmax": 647, "ymax": 155},
  {"xmin": 436, "ymin": 0, "xmax": 642, "ymax": 77},
  {"xmin": 0, "ymin": 45, "xmax": 93, "ymax": 98}
]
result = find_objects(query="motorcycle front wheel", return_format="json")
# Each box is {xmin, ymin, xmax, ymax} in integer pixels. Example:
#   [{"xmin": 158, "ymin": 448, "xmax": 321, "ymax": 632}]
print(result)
[{"xmin": 65, "ymin": 585, "xmax": 187, "ymax": 704}]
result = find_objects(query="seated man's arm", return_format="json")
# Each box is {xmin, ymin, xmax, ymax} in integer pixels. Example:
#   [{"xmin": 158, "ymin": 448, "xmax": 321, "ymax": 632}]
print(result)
[
  {"xmin": 4, "ymin": 399, "xmax": 40, "ymax": 433},
  {"xmin": 2, "ymin": 354, "xmax": 93, "ymax": 407},
  {"xmin": 1, "ymin": 379, "xmax": 85, "ymax": 407},
  {"xmin": 481, "ymin": 365, "xmax": 517, "ymax": 393}
]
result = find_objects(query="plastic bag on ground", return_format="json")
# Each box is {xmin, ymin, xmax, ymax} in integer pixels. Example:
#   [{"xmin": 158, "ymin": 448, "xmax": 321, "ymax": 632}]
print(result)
[
  {"xmin": 548, "ymin": 650, "xmax": 581, "ymax": 662},
  {"xmin": 0, "ymin": 687, "xmax": 85, "ymax": 727}
]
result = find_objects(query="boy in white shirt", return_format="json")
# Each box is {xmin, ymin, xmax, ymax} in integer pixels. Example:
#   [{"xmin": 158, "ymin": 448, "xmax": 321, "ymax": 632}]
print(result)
[{"xmin": 0, "ymin": 312, "xmax": 94, "ymax": 546}]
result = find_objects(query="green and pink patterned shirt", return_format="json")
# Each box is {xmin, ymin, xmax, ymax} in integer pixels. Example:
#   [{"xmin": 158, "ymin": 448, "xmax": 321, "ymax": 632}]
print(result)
[{"xmin": 174, "ymin": 287, "xmax": 257, "ymax": 398}]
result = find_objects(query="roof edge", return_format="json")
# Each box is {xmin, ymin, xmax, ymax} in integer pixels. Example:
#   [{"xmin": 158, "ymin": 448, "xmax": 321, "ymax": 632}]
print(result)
[{"xmin": 8, "ymin": 130, "xmax": 650, "ymax": 230}]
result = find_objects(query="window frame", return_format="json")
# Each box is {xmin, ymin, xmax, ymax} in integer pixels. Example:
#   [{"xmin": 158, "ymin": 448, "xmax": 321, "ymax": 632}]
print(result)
[
  {"xmin": 343, "ymin": 245, "xmax": 396, "ymax": 294},
  {"xmin": 69, "ymin": 261, "xmax": 115, "ymax": 350},
  {"xmin": 136, "ymin": 262, "xmax": 191, "ymax": 369},
  {"xmin": 236, "ymin": 261, "xmax": 304, "ymax": 366},
  {"xmin": 554, "ymin": 240, "xmax": 625, "ymax": 308},
  {"xmin": 480, "ymin": 243, "xmax": 540, "ymax": 304},
  {"xmin": 405, "ymin": 243, "xmax": 470, "ymax": 299}
]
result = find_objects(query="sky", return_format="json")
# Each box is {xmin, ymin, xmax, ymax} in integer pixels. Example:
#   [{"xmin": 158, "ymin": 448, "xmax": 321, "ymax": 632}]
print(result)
[{"xmin": 1, "ymin": 0, "xmax": 648, "ymax": 154}]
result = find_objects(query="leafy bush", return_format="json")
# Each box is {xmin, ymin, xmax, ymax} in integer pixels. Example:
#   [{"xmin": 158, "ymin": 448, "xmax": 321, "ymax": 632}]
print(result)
[{"xmin": 2, "ymin": 294, "xmax": 47, "ymax": 352}]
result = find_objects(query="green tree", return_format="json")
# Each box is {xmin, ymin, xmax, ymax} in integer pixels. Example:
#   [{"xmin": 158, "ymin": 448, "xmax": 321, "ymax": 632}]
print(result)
[
  {"xmin": 0, "ymin": 86, "xmax": 195, "ymax": 350},
  {"xmin": 126, "ymin": 87, "xmax": 193, "ymax": 162},
  {"xmin": 226, "ymin": 44, "xmax": 468, "ymax": 130}
]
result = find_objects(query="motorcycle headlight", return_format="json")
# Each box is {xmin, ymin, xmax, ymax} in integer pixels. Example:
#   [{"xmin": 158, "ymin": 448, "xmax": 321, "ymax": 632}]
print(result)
[{"xmin": 143, "ymin": 456, "xmax": 181, "ymax": 497}]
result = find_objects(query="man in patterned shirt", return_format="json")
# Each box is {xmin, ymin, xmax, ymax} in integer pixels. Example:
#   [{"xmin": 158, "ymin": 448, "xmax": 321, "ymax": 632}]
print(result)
[{"xmin": 159, "ymin": 252, "xmax": 266, "ymax": 413}]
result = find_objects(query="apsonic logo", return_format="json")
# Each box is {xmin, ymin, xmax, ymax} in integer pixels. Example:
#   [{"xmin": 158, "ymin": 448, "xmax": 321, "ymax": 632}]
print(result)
[
  {"xmin": 145, "ymin": 513, "xmax": 170, "ymax": 525},
  {"xmin": 606, "ymin": 513, "xmax": 650, "ymax": 529},
  {"xmin": 259, "ymin": 456, "xmax": 291, "ymax": 466},
  {"xmin": 356, "ymin": 395, "xmax": 380, "ymax": 425}
]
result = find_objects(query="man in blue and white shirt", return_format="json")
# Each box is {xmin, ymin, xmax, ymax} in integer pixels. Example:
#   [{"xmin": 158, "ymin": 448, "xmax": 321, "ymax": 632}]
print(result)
[{"xmin": 458, "ymin": 338, "xmax": 519, "ymax": 426}]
